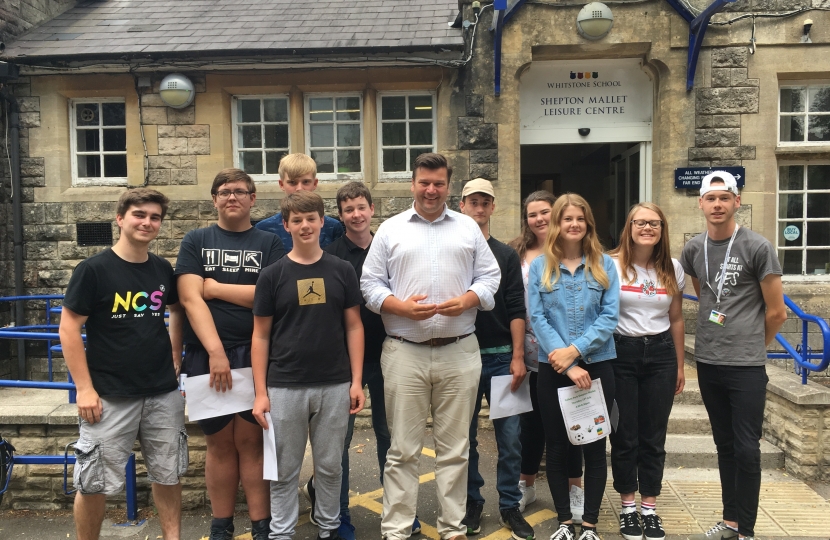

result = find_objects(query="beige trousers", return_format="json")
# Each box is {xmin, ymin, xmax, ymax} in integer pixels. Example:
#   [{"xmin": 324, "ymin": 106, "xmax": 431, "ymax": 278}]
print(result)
[{"xmin": 380, "ymin": 335, "xmax": 482, "ymax": 540}]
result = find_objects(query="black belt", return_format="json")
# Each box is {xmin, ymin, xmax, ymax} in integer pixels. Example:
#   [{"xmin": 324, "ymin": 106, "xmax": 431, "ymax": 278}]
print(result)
[{"xmin": 389, "ymin": 334, "xmax": 471, "ymax": 347}]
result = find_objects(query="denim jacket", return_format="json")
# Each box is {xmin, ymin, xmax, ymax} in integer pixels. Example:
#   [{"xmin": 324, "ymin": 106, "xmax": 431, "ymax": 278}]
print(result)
[{"xmin": 528, "ymin": 253, "xmax": 619, "ymax": 365}]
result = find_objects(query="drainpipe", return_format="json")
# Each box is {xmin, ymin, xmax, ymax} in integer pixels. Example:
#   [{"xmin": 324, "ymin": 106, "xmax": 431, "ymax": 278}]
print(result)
[{"xmin": 0, "ymin": 86, "xmax": 26, "ymax": 379}]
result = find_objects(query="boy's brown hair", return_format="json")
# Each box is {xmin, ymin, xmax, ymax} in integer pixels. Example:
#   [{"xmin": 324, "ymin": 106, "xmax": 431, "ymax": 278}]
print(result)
[
  {"xmin": 210, "ymin": 168, "xmax": 256, "ymax": 196},
  {"xmin": 279, "ymin": 153, "xmax": 317, "ymax": 180},
  {"xmin": 335, "ymin": 181, "xmax": 373, "ymax": 213},
  {"xmin": 116, "ymin": 188, "xmax": 170, "ymax": 219},
  {"xmin": 281, "ymin": 191, "xmax": 325, "ymax": 222}
]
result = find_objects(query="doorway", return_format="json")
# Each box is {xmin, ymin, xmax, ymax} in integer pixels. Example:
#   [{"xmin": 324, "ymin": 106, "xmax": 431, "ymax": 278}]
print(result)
[{"xmin": 520, "ymin": 141, "xmax": 651, "ymax": 249}]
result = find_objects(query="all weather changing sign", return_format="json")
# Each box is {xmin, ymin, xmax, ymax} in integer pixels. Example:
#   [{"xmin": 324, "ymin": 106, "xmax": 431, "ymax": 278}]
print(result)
[{"xmin": 674, "ymin": 166, "xmax": 745, "ymax": 190}]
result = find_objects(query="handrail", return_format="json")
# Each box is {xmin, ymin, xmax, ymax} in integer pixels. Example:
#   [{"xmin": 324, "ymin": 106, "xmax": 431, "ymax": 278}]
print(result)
[
  {"xmin": 0, "ymin": 295, "xmax": 65, "ymax": 382},
  {"xmin": 683, "ymin": 293, "xmax": 830, "ymax": 384}
]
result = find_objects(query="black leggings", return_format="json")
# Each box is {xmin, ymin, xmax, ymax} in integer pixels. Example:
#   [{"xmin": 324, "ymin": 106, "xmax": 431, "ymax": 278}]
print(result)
[
  {"xmin": 520, "ymin": 371, "xmax": 584, "ymax": 478},
  {"xmin": 538, "ymin": 361, "xmax": 615, "ymax": 525}
]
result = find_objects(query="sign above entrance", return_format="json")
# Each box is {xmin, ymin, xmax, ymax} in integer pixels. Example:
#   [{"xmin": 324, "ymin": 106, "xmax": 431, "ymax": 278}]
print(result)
[
  {"xmin": 520, "ymin": 58, "xmax": 653, "ymax": 144},
  {"xmin": 674, "ymin": 166, "xmax": 746, "ymax": 190}
]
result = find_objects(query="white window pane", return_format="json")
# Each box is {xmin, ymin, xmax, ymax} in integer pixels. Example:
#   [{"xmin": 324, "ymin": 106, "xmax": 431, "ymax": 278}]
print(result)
[
  {"xmin": 779, "ymin": 165, "xmax": 804, "ymax": 190},
  {"xmin": 239, "ymin": 125, "xmax": 262, "ymax": 149},
  {"xmin": 409, "ymin": 122, "xmax": 433, "ymax": 146},
  {"xmin": 337, "ymin": 124, "xmax": 360, "ymax": 147},
  {"xmin": 778, "ymin": 249, "xmax": 803, "ymax": 275},
  {"xmin": 264, "ymin": 125, "xmax": 289, "ymax": 149},
  {"xmin": 239, "ymin": 151, "xmax": 263, "ymax": 175},
  {"xmin": 337, "ymin": 149, "xmax": 361, "ymax": 173},
  {"xmin": 310, "ymin": 98, "xmax": 333, "ymax": 121},
  {"xmin": 76, "ymin": 130, "xmax": 100, "ymax": 152},
  {"xmin": 807, "ymin": 193, "xmax": 830, "ymax": 218},
  {"xmin": 265, "ymin": 151, "xmax": 286, "ymax": 175},
  {"xmin": 807, "ymin": 222, "xmax": 830, "ymax": 247},
  {"xmin": 382, "ymin": 96, "xmax": 406, "ymax": 120},
  {"xmin": 78, "ymin": 154, "xmax": 101, "ymax": 177},
  {"xmin": 383, "ymin": 148, "xmax": 407, "ymax": 172},
  {"xmin": 808, "ymin": 87, "xmax": 830, "ymax": 112},
  {"xmin": 409, "ymin": 96, "xmax": 433, "ymax": 119},
  {"xmin": 807, "ymin": 165, "xmax": 830, "ymax": 190},
  {"xmin": 103, "ymin": 128, "xmax": 126, "ymax": 152},
  {"xmin": 102, "ymin": 103, "xmax": 125, "ymax": 126},
  {"xmin": 780, "ymin": 115, "xmax": 804, "ymax": 142},
  {"xmin": 310, "ymin": 124, "xmax": 334, "ymax": 148},
  {"xmin": 807, "ymin": 114, "xmax": 830, "ymax": 142},
  {"xmin": 780, "ymin": 88, "xmax": 806, "ymax": 113},
  {"xmin": 336, "ymin": 97, "xmax": 360, "ymax": 120},
  {"xmin": 779, "ymin": 193, "xmax": 803, "ymax": 219},
  {"xmin": 807, "ymin": 249, "xmax": 830, "ymax": 274},
  {"xmin": 382, "ymin": 123, "xmax": 406, "ymax": 146},
  {"xmin": 312, "ymin": 150, "xmax": 334, "ymax": 173},
  {"xmin": 103, "ymin": 155, "xmax": 127, "ymax": 177},
  {"xmin": 263, "ymin": 99, "xmax": 288, "ymax": 122},
  {"xmin": 238, "ymin": 99, "xmax": 261, "ymax": 123},
  {"xmin": 76, "ymin": 103, "xmax": 99, "ymax": 126}
]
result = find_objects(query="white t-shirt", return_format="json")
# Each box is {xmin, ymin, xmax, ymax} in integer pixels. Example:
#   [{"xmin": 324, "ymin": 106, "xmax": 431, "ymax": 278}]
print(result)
[{"xmin": 613, "ymin": 257, "xmax": 685, "ymax": 337}]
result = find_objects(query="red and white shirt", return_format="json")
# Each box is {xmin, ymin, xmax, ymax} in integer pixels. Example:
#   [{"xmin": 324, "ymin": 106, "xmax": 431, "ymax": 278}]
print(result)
[{"xmin": 613, "ymin": 258, "xmax": 685, "ymax": 337}]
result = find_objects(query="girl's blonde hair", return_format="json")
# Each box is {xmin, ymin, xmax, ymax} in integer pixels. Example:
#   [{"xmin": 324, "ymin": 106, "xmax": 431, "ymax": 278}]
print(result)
[
  {"xmin": 541, "ymin": 193, "xmax": 609, "ymax": 290},
  {"xmin": 608, "ymin": 202, "xmax": 680, "ymax": 296}
]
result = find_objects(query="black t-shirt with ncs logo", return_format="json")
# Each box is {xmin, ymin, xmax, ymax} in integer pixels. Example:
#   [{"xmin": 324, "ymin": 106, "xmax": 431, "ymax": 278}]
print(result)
[
  {"xmin": 62, "ymin": 249, "xmax": 179, "ymax": 397},
  {"xmin": 175, "ymin": 225, "xmax": 285, "ymax": 348},
  {"xmin": 252, "ymin": 252, "xmax": 363, "ymax": 388}
]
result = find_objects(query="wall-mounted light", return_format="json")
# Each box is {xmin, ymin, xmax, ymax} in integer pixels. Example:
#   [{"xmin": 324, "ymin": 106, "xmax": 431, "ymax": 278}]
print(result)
[
  {"xmin": 801, "ymin": 18, "xmax": 813, "ymax": 44},
  {"xmin": 159, "ymin": 73, "xmax": 195, "ymax": 109},
  {"xmin": 577, "ymin": 3, "xmax": 614, "ymax": 41}
]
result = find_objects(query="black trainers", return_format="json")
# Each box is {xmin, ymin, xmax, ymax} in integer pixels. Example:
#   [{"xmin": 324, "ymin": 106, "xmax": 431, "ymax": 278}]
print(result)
[
  {"xmin": 549, "ymin": 523, "xmax": 576, "ymax": 540},
  {"xmin": 499, "ymin": 507, "xmax": 536, "ymax": 540},
  {"xmin": 302, "ymin": 477, "xmax": 318, "ymax": 526},
  {"xmin": 642, "ymin": 514, "xmax": 664, "ymax": 540},
  {"xmin": 251, "ymin": 518, "xmax": 271, "ymax": 540},
  {"xmin": 316, "ymin": 530, "xmax": 342, "ymax": 540},
  {"xmin": 619, "ymin": 511, "xmax": 643, "ymax": 540},
  {"xmin": 462, "ymin": 499, "xmax": 484, "ymax": 535},
  {"xmin": 208, "ymin": 521, "xmax": 234, "ymax": 540}
]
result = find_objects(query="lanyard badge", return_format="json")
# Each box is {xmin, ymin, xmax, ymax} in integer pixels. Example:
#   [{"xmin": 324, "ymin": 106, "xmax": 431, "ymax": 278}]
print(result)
[{"xmin": 703, "ymin": 226, "xmax": 739, "ymax": 326}]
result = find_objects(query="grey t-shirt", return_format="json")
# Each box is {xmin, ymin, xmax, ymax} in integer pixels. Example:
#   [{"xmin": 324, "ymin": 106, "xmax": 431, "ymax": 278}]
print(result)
[{"xmin": 680, "ymin": 227, "xmax": 782, "ymax": 366}]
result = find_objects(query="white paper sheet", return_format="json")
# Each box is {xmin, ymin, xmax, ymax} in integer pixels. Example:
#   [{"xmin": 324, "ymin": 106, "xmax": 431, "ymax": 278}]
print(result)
[
  {"xmin": 263, "ymin": 414, "xmax": 279, "ymax": 481},
  {"xmin": 557, "ymin": 379, "xmax": 611, "ymax": 445},
  {"xmin": 489, "ymin": 374, "xmax": 533, "ymax": 420},
  {"xmin": 184, "ymin": 368, "xmax": 255, "ymax": 421}
]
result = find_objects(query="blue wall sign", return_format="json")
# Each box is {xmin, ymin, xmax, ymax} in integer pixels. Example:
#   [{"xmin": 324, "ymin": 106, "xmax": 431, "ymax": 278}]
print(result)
[{"xmin": 674, "ymin": 166, "xmax": 745, "ymax": 189}]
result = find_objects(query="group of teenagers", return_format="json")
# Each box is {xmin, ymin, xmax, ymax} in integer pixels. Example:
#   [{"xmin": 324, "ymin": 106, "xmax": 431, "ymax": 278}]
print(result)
[{"xmin": 58, "ymin": 151, "xmax": 787, "ymax": 540}]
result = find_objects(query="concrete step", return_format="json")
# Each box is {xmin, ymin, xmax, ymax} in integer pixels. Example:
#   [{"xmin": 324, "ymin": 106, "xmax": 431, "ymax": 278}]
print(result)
[
  {"xmin": 657, "ymin": 434, "xmax": 784, "ymax": 469},
  {"xmin": 667, "ymin": 403, "xmax": 712, "ymax": 435},
  {"xmin": 674, "ymin": 377, "xmax": 703, "ymax": 405}
]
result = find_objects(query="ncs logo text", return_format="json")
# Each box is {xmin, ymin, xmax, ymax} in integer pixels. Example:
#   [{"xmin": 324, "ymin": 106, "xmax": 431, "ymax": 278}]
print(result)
[{"xmin": 111, "ymin": 290, "xmax": 164, "ymax": 318}]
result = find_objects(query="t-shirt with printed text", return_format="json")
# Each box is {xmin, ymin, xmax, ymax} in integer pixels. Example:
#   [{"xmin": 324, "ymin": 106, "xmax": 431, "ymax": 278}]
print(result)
[
  {"xmin": 175, "ymin": 225, "xmax": 285, "ymax": 348},
  {"xmin": 680, "ymin": 227, "xmax": 782, "ymax": 366},
  {"xmin": 62, "ymin": 249, "xmax": 179, "ymax": 397},
  {"xmin": 613, "ymin": 258, "xmax": 685, "ymax": 337},
  {"xmin": 252, "ymin": 252, "xmax": 363, "ymax": 388}
]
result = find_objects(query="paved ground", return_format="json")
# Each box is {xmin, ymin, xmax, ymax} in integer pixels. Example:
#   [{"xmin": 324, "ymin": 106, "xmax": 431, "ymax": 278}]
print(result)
[{"xmin": 1, "ymin": 427, "xmax": 829, "ymax": 539}]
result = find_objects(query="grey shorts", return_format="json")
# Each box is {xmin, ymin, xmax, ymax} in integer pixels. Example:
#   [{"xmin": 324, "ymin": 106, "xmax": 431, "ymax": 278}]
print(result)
[{"xmin": 74, "ymin": 389, "xmax": 188, "ymax": 495}]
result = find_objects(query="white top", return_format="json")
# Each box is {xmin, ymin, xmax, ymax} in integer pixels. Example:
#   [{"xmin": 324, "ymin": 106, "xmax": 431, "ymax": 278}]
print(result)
[
  {"xmin": 360, "ymin": 204, "xmax": 501, "ymax": 342},
  {"xmin": 613, "ymin": 257, "xmax": 685, "ymax": 337}
]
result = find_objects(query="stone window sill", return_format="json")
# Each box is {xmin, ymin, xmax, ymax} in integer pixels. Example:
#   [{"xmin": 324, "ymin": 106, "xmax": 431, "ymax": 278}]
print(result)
[{"xmin": 775, "ymin": 145, "xmax": 830, "ymax": 160}]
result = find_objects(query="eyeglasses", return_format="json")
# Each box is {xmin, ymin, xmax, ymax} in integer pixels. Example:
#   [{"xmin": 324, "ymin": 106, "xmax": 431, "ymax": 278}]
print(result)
[
  {"xmin": 631, "ymin": 219, "xmax": 663, "ymax": 229},
  {"xmin": 215, "ymin": 189, "xmax": 251, "ymax": 200}
]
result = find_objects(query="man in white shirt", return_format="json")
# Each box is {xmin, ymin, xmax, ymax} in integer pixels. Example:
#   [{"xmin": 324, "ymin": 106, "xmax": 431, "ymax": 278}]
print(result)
[{"xmin": 361, "ymin": 153, "xmax": 501, "ymax": 540}]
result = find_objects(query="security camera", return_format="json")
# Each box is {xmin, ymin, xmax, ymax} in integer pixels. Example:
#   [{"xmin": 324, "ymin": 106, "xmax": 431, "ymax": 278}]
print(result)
[
  {"xmin": 802, "ymin": 19, "xmax": 813, "ymax": 43},
  {"xmin": 578, "ymin": 128, "xmax": 591, "ymax": 137}
]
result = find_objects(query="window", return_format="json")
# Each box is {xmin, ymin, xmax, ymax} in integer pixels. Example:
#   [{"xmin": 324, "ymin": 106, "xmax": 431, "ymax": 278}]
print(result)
[
  {"xmin": 70, "ymin": 100, "xmax": 127, "ymax": 185},
  {"xmin": 378, "ymin": 93, "xmax": 436, "ymax": 179},
  {"xmin": 232, "ymin": 96, "xmax": 290, "ymax": 179},
  {"xmin": 306, "ymin": 94, "xmax": 363, "ymax": 179},
  {"xmin": 779, "ymin": 85, "xmax": 830, "ymax": 144},
  {"xmin": 777, "ymin": 164, "xmax": 830, "ymax": 275}
]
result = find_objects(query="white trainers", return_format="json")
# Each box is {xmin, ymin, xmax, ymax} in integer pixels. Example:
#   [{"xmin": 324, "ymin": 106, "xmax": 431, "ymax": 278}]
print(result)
[
  {"xmin": 518, "ymin": 480, "xmax": 537, "ymax": 512},
  {"xmin": 569, "ymin": 485, "xmax": 584, "ymax": 525}
]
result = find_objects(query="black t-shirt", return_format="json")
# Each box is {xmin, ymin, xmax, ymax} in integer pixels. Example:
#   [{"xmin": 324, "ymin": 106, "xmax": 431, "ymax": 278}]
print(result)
[
  {"xmin": 62, "ymin": 249, "xmax": 179, "ymax": 398},
  {"xmin": 175, "ymin": 225, "xmax": 285, "ymax": 348},
  {"xmin": 252, "ymin": 252, "xmax": 363, "ymax": 387},
  {"xmin": 324, "ymin": 235, "xmax": 385, "ymax": 364}
]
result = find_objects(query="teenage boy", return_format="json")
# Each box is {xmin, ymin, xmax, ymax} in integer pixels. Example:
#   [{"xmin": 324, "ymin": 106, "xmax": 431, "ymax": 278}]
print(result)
[
  {"xmin": 176, "ymin": 169, "xmax": 285, "ymax": 540},
  {"xmin": 681, "ymin": 172, "xmax": 787, "ymax": 540},
  {"xmin": 458, "ymin": 178, "xmax": 535, "ymax": 540},
  {"xmin": 255, "ymin": 153, "xmax": 344, "ymax": 250},
  {"xmin": 252, "ymin": 191, "xmax": 366, "ymax": 540},
  {"xmin": 361, "ymin": 153, "xmax": 501, "ymax": 540},
  {"xmin": 60, "ymin": 188, "xmax": 185, "ymax": 540}
]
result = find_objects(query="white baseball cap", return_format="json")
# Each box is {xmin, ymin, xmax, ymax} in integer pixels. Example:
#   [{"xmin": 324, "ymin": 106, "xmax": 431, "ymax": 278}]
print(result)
[
  {"xmin": 462, "ymin": 177, "xmax": 495, "ymax": 198},
  {"xmin": 700, "ymin": 171, "xmax": 739, "ymax": 196}
]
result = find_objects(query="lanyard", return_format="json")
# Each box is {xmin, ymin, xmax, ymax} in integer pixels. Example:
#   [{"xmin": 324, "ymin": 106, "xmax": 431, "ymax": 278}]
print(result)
[{"xmin": 703, "ymin": 225, "xmax": 739, "ymax": 307}]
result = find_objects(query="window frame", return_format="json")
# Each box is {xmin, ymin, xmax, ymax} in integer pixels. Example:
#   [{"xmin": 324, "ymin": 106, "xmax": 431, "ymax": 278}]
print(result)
[
  {"xmin": 776, "ymin": 161, "xmax": 830, "ymax": 277},
  {"xmin": 376, "ymin": 91, "xmax": 437, "ymax": 181},
  {"xmin": 778, "ymin": 83, "xmax": 830, "ymax": 146},
  {"xmin": 304, "ymin": 92, "xmax": 364, "ymax": 182},
  {"xmin": 69, "ymin": 98, "xmax": 128, "ymax": 187},
  {"xmin": 231, "ymin": 94, "xmax": 291, "ymax": 182}
]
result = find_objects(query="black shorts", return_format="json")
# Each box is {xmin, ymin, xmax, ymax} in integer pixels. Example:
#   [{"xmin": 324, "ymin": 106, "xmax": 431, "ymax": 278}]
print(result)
[{"xmin": 183, "ymin": 343, "xmax": 258, "ymax": 436}]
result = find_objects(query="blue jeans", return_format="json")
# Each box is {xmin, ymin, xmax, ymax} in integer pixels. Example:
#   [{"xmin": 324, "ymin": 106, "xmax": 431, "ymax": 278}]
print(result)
[
  {"xmin": 340, "ymin": 361, "xmax": 391, "ymax": 517},
  {"xmin": 610, "ymin": 332, "xmax": 678, "ymax": 497},
  {"xmin": 467, "ymin": 352, "xmax": 523, "ymax": 511}
]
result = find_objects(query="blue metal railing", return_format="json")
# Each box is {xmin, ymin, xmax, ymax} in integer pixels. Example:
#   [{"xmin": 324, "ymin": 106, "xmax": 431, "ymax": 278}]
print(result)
[
  {"xmin": 0, "ymin": 295, "xmax": 67, "ymax": 382},
  {"xmin": 683, "ymin": 293, "xmax": 830, "ymax": 384}
]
